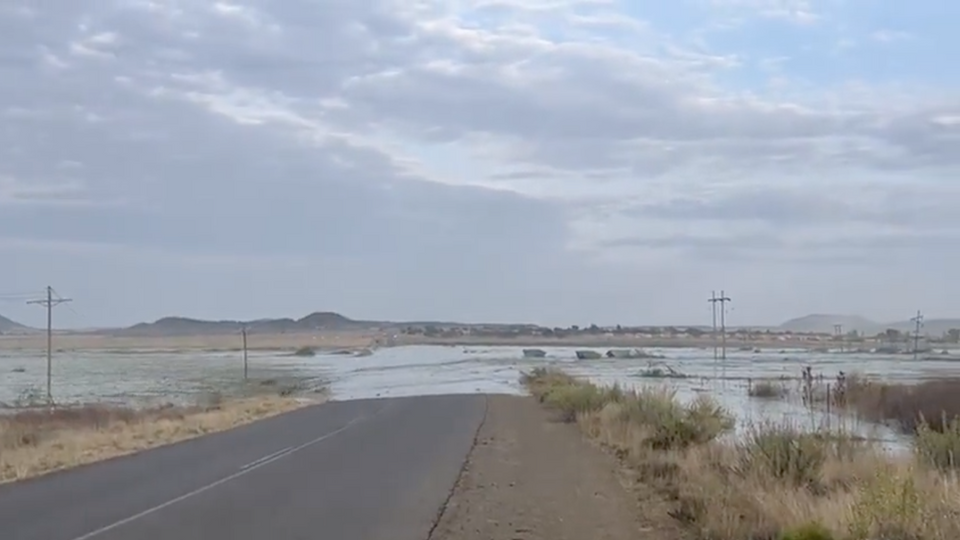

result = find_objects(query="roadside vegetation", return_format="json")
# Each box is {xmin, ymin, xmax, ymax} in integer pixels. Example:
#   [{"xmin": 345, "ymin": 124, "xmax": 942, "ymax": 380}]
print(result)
[
  {"xmin": 0, "ymin": 386, "xmax": 323, "ymax": 484},
  {"xmin": 522, "ymin": 367, "xmax": 960, "ymax": 540}
]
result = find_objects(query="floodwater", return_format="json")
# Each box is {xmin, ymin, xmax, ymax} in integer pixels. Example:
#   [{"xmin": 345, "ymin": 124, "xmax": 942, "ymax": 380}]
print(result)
[{"xmin": 3, "ymin": 345, "xmax": 959, "ymax": 448}]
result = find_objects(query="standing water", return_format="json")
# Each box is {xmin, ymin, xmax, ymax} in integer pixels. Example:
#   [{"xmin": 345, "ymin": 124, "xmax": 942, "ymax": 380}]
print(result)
[{"xmin": 1, "ymin": 345, "xmax": 947, "ymax": 449}]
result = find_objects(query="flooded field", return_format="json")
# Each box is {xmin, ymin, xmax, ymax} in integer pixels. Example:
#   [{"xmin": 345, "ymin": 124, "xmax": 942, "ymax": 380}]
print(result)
[{"xmin": 3, "ymin": 345, "xmax": 959, "ymax": 447}]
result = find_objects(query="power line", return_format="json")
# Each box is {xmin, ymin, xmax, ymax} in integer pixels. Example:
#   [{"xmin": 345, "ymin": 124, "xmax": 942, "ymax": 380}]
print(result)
[
  {"xmin": 0, "ymin": 290, "xmax": 48, "ymax": 301},
  {"xmin": 51, "ymin": 287, "xmax": 84, "ymax": 321},
  {"xmin": 26, "ymin": 286, "xmax": 72, "ymax": 404}
]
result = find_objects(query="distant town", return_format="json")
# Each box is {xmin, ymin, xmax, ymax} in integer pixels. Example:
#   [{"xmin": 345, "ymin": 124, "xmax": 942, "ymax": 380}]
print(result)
[
  {"xmin": 4, "ymin": 310, "xmax": 960, "ymax": 354},
  {"xmin": 397, "ymin": 323, "xmax": 957, "ymax": 353}
]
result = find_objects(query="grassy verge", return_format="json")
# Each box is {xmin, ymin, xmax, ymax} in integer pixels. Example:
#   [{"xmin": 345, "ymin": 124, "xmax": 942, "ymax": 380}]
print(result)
[
  {"xmin": 522, "ymin": 367, "xmax": 960, "ymax": 540},
  {"xmin": 0, "ymin": 391, "xmax": 322, "ymax": 484}
]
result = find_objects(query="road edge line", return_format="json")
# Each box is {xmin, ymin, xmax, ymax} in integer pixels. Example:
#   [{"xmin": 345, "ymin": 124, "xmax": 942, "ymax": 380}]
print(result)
[{"xmin": 425, "ymin": 394, "xmax": 490, "ymax": 540}]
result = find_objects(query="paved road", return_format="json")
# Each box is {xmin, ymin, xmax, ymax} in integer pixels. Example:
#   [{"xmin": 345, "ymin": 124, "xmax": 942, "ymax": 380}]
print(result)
[{"xmin": 0, "ymin": 394, "xmax": 488, "ymax": 540}]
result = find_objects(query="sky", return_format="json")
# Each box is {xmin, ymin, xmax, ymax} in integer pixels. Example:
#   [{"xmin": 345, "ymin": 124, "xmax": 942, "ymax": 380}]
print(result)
[{"xmin": 1, "ymin": 0, "xmax": 958, "ymax": 329}]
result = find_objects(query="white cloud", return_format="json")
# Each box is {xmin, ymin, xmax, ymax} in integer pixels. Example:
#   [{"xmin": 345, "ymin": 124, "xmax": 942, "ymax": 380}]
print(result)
[
  {"xmin": 0, "ymin": 0, "xmax": 958, "ymax": 326},
  {"xmin": 0, "ymin": 176, "xmax": 115, "ymax": 207},
  {"xmin": 708, "ymin": 0, "xmax": 821, "ymax": 24},
  {"xmin": 69, "ymin": 30, "xmax": 119, "ymax": 58},
  {"xmin": 871, "ymin": 29, "xmax": 912, "ymax": 43}
]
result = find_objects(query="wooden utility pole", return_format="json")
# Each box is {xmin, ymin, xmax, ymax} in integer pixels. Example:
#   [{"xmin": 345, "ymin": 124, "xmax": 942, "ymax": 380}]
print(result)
[
  {"xmin": 718, "ymin": 290, "xmax": 731, "ymax": 362},
  {"xmin": 709, "ymin": 290, "xmax": 731, "ymax": 379},
  {"xmin": 27, "ymin": 286, "xmax": 72, "ymax": 404},
  {"xmin": 911, "ymin": 311, "xmax": 924, "ymax": 361},
  {"xmin": 709, "ymin": 291, "xmax": 718, "ymax": 363},
  {"xmin": 241, "ymin": 326, "xmax": 249, "ymax": 380},
  {"xmin": 708, "ymin": 291, "xmax": 719, "ymax": 379}
]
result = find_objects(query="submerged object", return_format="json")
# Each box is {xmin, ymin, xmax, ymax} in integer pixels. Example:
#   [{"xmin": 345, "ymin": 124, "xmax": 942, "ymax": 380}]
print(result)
[
  {"xmin": 605, "ymin": 348, "xmax": 665, "ymax": 359},
  {"xmin": 575, "ymin": 350, "xmax": 602, "ymax": 360},
  {"xmin": 522, "ymin": 348, "xmax": 547, "ymax": 358}
]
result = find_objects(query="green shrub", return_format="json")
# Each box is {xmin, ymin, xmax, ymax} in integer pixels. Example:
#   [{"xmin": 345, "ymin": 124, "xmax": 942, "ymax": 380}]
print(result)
[
  {"xmin": 738, "ymin": 423, "xmax": 828, "ymax": 487},
  {"xmin": 749, "ymin": 380, "xmax": 788, "ymax": 399},
  {"xmin": 619, "ymin": 389, "xmax": 734, "ymax": 450},
  {"xmin": 521, "ymin": 367, "xmax": 579, "ymax": 402},
  {"xmin": 778, "ymin": 522, "xmax": 835, "ymax": 540},
  {"xmin": 293, "ymin": 346, "xmax": 316, "ymax": 357},
  {"xmin": 847, "ymin": 468, "xmax": 926, "ymax": 540},
  {"xmin": 541, "ymin": 383, "xmax": 608, "ymax": 422}
]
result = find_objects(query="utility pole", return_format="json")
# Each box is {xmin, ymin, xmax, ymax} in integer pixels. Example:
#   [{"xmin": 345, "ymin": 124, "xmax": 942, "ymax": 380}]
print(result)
[
  {"xmin": 27, "ymin": 286, "xmax": 72, "ymax": 404},
  {"xmin": 707, "ymin": 291, "xmax": 720, "ymax": 379},
  {"xmin": 911, "ymin": 310, "xmax": 924, "ymax": 361},
  {"xmin": 709, "ymin": 290, "xmax": 731, "ymax": 379},
  {"xmin": 708, "ymin": 291, "xmax": 718, "ymax": 368},
  {"xmin": 241, "ymin": 326, "xmax": 249, "ymax": 380},
  {"xmin": 834, "ymin": 324, "xmax": 844, "ymax": 353},
  {"xmin": 717, "ymin": 290, "xmax": 731, "ymax": 365}
]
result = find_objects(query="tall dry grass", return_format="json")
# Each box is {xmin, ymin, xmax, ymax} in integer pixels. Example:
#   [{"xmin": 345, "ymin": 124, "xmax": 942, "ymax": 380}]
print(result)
[
  {"xmin": 840, "ymin": 377, "xmax": 960, "ymax": 432},
  {"xmin": 801, "ymin": 375, "xmax": 960, "ymax": 471},
  {"xmin": 0, "ymin": 392, "xmax": 320, "ymax": 483},
  {"xmin": 522, "ymin": 367, "xmax": 960, "ymax": 540}
]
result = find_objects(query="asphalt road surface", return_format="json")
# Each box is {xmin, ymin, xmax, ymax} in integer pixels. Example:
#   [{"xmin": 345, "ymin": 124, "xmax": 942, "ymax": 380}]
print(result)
[{"xmin": 0, "ymin": 394, "xmax": 488, "ymax": 540}]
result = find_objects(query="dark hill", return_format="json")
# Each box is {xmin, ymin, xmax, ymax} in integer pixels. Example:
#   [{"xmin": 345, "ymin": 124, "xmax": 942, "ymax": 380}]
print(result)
[
  {"xmin": 779, "ymin": 313, "xmax": 960, "ymax": 336},
  {"xmin": 0, "ymin": 313, "xmax": 36, "ymax": 335},
  {"xmin": 112, "ymin": 312, "xmax": 377, "ymax": 337},
  {"xmin": 778, "ymin": 314, "xmax": 879, "ymax": 334}
]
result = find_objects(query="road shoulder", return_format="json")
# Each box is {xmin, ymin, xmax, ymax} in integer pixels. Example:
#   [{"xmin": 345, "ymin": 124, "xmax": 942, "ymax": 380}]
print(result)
[{"xmin": 431, "ymin": 395, "xmax": 642, "ymax": 540}]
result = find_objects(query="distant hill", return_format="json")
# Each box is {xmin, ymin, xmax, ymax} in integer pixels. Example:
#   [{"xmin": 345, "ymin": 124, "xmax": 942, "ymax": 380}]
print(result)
[
  {"xmin": 106, "ymin": 312, "xmax": 550, "ymax": 338},
  {"xmin": 110, "ymin": 311, "xmax": 380, "ymax": 337},
  {"xmin": 779, "ymin": 314, "xmax": 960, "ymax": 336},
  {"xmin": 879, "ymin": 318, "xmax": 960, "ymax": 337},
  {"xmin": 70, "ymin": 309, "xmax": 960, "ymax": 339},
  {"xmin": 779, "ymin": 314, "xmax": 879, "ymax": 334},
  {"xmin": 0, "ymin": 314, "xmax": 36, "ymax": 335}
]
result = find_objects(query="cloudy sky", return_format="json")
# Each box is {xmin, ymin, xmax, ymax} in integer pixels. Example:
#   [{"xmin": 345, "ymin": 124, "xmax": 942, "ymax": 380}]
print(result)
[{"xmin": 1, "ymin": 0, "xmax": 958, "ymax": 329}]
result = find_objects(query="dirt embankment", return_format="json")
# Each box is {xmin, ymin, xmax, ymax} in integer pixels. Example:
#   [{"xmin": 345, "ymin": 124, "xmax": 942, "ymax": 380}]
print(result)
[
  {"xmin": 0, "ymin": 331, "xmax": 379, "ymax": 352},
  {"xmin": 432, "ymin": 395, "xmax": 672, "ymax": 540}
]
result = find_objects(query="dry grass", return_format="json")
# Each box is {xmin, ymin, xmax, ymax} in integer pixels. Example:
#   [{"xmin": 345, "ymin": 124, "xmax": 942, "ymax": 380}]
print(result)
[
  {"xmin": 0, "ymin": 393, "xmax": 320, "ymax": 483},
  {"xmin": 841, "ymin": 377, "xmax": 960, "ymax": 433},
  {"xmin": 522, "ymin": 367, "xmax": 960, "ymax": 540},
  {"xmin": 0, "ymin": 331, "xmax": 380, "ymax": 352},
  {"xmin": 816, "ymin": 376, "xmax": 960, "ymax": 471}
]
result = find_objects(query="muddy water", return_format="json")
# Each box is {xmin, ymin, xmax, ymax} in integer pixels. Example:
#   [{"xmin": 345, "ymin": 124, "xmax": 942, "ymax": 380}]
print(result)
[{"xmin": 3, "ymin": 345, "xmax": 958, "ymax": 448}]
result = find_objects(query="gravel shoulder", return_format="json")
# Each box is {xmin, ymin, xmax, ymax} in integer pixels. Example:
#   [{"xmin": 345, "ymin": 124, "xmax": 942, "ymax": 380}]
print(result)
[{"xmin": 431, "ymin": 395, "xmax": 643, "ymax": 540}]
